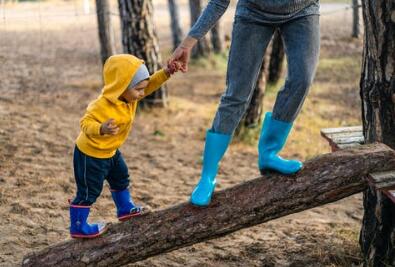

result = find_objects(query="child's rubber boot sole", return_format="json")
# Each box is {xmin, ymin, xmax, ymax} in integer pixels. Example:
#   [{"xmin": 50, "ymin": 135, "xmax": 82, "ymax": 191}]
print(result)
[
  {"xmin": 118, "ymin": 207, "xmax": 144, "ymax": 222},
  {"xmin": 71, "ymin": 225, "xmax": 108, "ymax": 239}
]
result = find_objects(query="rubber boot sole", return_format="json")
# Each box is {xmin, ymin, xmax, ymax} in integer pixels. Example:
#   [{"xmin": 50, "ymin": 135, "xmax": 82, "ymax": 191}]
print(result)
[
  {"xmin": 118, "ymin": 207, "xmax": 144, "ymax": 222},
  {"xmin": 70, "ymin": 226, "xmax": 108, "ymax": 239}
]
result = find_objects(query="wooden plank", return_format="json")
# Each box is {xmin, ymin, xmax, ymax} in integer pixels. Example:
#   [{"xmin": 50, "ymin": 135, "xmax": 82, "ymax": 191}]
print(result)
[
  {"xmin": 332, "ymin": 136, "xmax": 365, "ymax": 145},
  {"xmin": 367, "ymin": 171, "xmax": 395, "ymax": 204},
  {"xmin": 322, "ymin": 139, "xmax": 362, "ymax": 152},
  {"xmin": 321, "ymin": 126, "xmax": 363, "ymax": 135},
  {"xmin": 322, "ymin": 132, "xmax": 364, "ymax": 141},
  {"xmin": 321, "ymin": 128, "xmax": 395, "ymax": 205},
  {"xmin": 384, "ymin": 190, "xmax": 395, "ymax": 203},
  {"xmin": 325, "ymin": 131, "xmax": 364, "ymax": 139},
  {"xmin": 320, "ymin": 126, "xmax": 364, "ymax": 152},
  {"xmin": 321, "ymin": 133, "xmax": 341, "ymax": 151},
  {"xmin": 338, "ymin": 143, "xmax": 363, "ymax": 150},
  {"xmin": 368, "ymin": 171, "xmax": 395, "ymax": 190}
]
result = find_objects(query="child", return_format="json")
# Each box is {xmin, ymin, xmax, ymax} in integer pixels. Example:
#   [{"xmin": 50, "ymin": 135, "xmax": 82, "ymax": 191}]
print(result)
[{"xmin": 69, "ymin": 54, "xmax": 179, "ymax": 238}]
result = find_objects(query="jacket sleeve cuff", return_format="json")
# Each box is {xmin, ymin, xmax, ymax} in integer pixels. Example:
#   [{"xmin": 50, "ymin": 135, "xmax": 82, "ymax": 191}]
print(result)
[
  {"xmin": 81, "ymin": 120, "xmax": 102, "ymax": 137},
  {"xmin": 93, "ymin": 123, "xmax": 101, "ymax": 136},
  {"xmin": 158, "ymin": 68, "xmax": 170, "ymax": 81}
]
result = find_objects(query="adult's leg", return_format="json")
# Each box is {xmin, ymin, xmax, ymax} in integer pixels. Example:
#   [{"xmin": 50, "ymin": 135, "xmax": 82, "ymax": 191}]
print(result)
[
  {"xmin": 191, "ymin": 17, "xmax": 275, "ymax": 207},
  {"xmin": 211, "ymin": 16, "xmax": 275, "ymax": 135},
  {"xmin": 258, "ymin": 15, "xmax": 320, "ymax": 175},
  {"xmin": 272, "ymin": 15, "xmax": 320, "ymax": 122}
]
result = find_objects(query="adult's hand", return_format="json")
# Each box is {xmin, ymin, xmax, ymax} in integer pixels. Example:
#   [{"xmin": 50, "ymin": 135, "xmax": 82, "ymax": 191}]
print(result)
[{"xmin": 168, "ymin": 36, "xmax": 198, "ymax": 73}]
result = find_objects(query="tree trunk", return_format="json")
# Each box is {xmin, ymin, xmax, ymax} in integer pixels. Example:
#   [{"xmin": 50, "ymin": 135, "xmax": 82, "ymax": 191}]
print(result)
[
  {"xmin": 236, "ymin": 56, "xmax": 267, "ymax": 135},
  {"xmin": 352, "ymin": 0, "xmax": 360, "ymax": 38},
  {"xmin": 95, "ymin": 0, "xmax": 115, "ymax": 65},
  {"xmin": 22, "ymin": 144, "xmax": 395, "ymax": 267},
  {"xmin": 268, "ymin": 30, "xmax": 285, "ymax": 84},
  {"xmin": 359, "ymin": 0, "xmax": 395, "ymax": 266},
  {"xmin": 211, "ymin": 22, "xmax": 223, "ymax": 53},
  {"xmin": 118, "ymin": 0, "xmax": 168, "ymax": 108},
  {"xmin": 189, "ymin": 0, "xmax": 210, "ymax": 58},
  {"xmin": 168, "ymin": 0, "xmax": 183, "ymax": 50}
]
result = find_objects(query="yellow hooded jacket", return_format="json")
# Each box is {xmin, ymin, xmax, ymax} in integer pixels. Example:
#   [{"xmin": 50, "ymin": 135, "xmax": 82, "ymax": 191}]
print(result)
[{"xmin": 76, "ymin": 54, "xmax": 169, "ymax": 158}]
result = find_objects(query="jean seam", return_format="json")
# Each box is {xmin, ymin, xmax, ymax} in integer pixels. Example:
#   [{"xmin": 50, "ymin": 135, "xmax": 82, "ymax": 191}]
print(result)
[{"xmin": 83, "ymin": 154, "xmax": 89, "ymax": 202}]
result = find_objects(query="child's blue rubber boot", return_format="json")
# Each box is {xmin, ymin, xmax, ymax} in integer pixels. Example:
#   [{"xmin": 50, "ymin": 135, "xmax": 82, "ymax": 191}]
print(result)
[
  {"xmin": 190, "ymin": 130, "xmax": 231, "ymax": 207},
  {"xmin": 69, "ymin": 204, "xmax": 107, "ymax": 239},
  {"xmin": 258, "ymin": 112, "xmax": 302, "ymax": 174},
  {"xmin": 111, "ymin": 188, "xmax": 143, "ymax": 221}
]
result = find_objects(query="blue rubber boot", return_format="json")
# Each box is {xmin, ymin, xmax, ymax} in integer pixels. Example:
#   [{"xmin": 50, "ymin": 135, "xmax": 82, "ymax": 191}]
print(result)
[
  {"xmin": 190, "ymin": 130, "xmax": 231, "ymax": 207},
  {"xmin": 69, "ymin": 204, "xmax": 107, "ymax": 238},
  {"xmin": 258, "ymin": 112, "xmax": 302, "ymax": 174},
  {"xmin": 111, "ymin": 188, "xmax": 143, "ymax": 221}
]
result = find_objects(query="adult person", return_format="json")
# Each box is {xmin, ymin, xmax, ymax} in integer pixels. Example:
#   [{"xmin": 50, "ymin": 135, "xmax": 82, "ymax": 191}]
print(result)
[{"xmin": 169, "ymin": 0, "xmax": 320, "ymax": 206}]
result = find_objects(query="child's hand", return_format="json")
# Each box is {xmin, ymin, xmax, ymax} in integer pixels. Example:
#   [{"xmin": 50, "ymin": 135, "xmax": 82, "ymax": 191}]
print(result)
[
  {"xmin": 100, "ymin": 119, "xmax": 119, "ymax": 135},
  {"xmin": 165, "ymin": 60, "xmax": 181, "ymax": 75}
]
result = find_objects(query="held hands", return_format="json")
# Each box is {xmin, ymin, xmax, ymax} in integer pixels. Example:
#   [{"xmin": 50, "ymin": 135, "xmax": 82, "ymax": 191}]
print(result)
[
  {"xmin": 100, "ymin": 119, "xmax": 119, "ymax": 135},
  {"xmin": 167, "ymin": 36, "xmax": 198, "ymax": 73},
  {"xmin": 164, "ymin": 60, "xmax": 182, "ymax": 75}
]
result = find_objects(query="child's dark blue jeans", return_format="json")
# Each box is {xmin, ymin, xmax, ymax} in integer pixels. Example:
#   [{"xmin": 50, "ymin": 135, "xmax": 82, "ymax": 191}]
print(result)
[{"xmin": 71, "ymin": 146, "xmax": 130, "ymax": 206}]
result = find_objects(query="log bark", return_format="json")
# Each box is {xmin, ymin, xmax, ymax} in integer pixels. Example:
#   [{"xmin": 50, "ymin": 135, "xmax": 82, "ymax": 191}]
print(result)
[
  {"xmin": 359, "ymin": 0, "xmax": 395, "ymax": 265},
  {"xmin": 22, "ymin": 143, "xmax": 395, "ymax": 267}
]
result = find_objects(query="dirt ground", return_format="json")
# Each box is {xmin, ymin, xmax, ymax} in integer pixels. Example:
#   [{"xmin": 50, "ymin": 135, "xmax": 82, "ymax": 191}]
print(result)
[{"xmin": 0, "ymin": 1, "xmax": 364, "ymax": 266}]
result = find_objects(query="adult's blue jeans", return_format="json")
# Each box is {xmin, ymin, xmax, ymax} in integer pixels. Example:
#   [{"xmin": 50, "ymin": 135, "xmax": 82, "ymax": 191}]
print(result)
[{"xmin": 211, "ymin": 14, "xmax": 320, "ymax": 134}]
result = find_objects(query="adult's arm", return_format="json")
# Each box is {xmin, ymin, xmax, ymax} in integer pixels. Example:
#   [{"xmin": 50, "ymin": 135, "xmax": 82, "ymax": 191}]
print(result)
[
  {"xmin": 188, "ymin": 0, "xmax": 231, "ymax": 40},
  {"xmin": 170, "ymin": 0, "xmax": 231, "ymax": 72}
]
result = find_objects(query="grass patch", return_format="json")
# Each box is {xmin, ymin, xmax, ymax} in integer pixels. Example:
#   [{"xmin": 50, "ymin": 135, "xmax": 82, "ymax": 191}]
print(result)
[
  {"xmin": 190, "ymin": 51, "xmax": 229, "ymax": 73},
  {"xmin": 266, "ymin": 78, "xmax": 286, "ymax": 95},
  {"xmin": 328, "ymin": 228, "xmax": 363, "ymax": 266},
  {"xmin": 318, "ymin": 56, "xmax": 361, "ymax": 75},
  {"xmin": 233, "ymin": 123, "xmax": 262, "ymax": 145},
  {"xmin": 317, "ymin": 56, "xmax": 362, "ymax": 82}
]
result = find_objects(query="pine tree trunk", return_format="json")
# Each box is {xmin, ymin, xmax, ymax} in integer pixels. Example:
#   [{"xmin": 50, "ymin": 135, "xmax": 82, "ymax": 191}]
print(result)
[
  {"xmin": 352, "ymin": 0, "xmax": 360, "ymax": 38},
  {"xmin": 211, "ymin": 22, "xmax": 223, "ymax": 53},
  {"xmin": 189, "ymin": 0, "xmax": 210, "ymax": 58},
  {"xmin": 95, "ymin": 0, "xmax": 115, "ymax": 65},
  {"xmin": 359, "ymin": 0, "xmax": 395, "ymax": 265},
  {"xmin": 118, "ymin": 0, "xmax": 168, "ymax": 108},
  {"xmin": 168, "ymin": 0, "xmax": 183, "ymax": 50},
  {"xmin": 268, "ymin": 30, "xmax": 285, "ymax": 84}
]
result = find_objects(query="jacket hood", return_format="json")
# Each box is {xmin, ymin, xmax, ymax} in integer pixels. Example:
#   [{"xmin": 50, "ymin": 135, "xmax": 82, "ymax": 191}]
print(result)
[{"xmin": 101, "ymin": 54, "xmax": 144, "ymax": 104}]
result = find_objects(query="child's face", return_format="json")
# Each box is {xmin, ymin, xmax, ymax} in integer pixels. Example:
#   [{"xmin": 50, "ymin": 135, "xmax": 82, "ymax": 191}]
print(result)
[{"xmin": 120, "ymin": 80, "xmax": 149, "ymax": 103}]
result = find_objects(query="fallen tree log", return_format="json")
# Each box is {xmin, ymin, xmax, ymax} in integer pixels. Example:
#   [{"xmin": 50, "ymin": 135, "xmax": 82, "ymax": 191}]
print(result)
[{"xmin": 22, "ymin": 143, "xmax": 395, "ymax": 267}]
